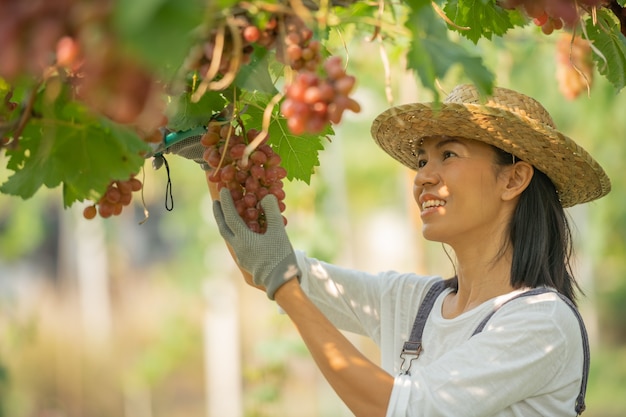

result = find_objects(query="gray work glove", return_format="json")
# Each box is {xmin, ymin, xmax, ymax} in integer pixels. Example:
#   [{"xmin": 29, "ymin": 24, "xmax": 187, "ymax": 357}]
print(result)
[
  {"xmin": 213, "ymin": 187, "xmax": 300, "ymax": 300},
  {"xmin": 147, "ymin": 128, "xmax": 210, "ymax": 171}
]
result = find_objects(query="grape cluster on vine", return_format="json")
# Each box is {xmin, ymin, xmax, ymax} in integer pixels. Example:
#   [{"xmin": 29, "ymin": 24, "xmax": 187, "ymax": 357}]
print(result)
[
  {"xmin": 0, "ymin": 0, "xmax": 165, "ymax": 138},
  {"xmin": 83, "ymin": 176, "xmax": 143, "ymax": 220},
  {"xmin": 0, "ymin": 0, "xmax": 77, "ymax": 82},
  {"xmin": 275, "ymin": 14, "xmax": 322, "ymax": 71},
  {"xmin": 193, "ymin": 13, "xmax": 258, "ymax": 78},
  {"xmin": 201, "ymin": 120, "xmax": 288, "ymax": 233},
  {"xmin": 281, "ymin": 56, "xmax": 361, "ymax": 135},
  {"xmin": 190, "ymin": 11, "xmax": 322, "ymax": 81},
  {"xmin": 499, "ymin": 0, "xmax": 606, "ymax": 34}
]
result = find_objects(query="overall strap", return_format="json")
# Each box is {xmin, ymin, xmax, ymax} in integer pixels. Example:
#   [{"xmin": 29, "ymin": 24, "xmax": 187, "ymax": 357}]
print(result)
[
  {"xmin": 399, "ymin": 279, "xmax": 448, "ymax": 375},
  {"xmin": 471, "ymin": 288, "xmax": 590, "ymax": 416}
]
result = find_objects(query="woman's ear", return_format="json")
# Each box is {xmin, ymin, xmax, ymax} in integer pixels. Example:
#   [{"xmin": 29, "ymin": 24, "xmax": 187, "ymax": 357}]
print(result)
[{"xmin": 501, "ymin": 161, "xmax": 534, "ymax": 201}]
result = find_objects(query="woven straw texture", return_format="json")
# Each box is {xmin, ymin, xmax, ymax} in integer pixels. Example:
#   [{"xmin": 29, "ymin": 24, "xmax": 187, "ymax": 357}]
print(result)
[{"xmin": 370, "ymin": 84, "xmax": 611, "ymax": 207}]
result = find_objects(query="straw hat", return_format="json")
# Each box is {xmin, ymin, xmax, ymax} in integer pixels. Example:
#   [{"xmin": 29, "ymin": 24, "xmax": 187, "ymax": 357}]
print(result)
[{"xmin": 370, "ymin": 84, "xmax": 611, "ymax": 207}]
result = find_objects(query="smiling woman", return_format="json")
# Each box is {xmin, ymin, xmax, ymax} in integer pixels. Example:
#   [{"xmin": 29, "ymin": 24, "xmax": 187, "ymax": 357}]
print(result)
[
  {"xmin": 410, "ymin": 136, "xmax": 522, "ymax": 250},
  {"xmin": 167, "ymin": 84, "xmax": 610, "ymax": 417}
]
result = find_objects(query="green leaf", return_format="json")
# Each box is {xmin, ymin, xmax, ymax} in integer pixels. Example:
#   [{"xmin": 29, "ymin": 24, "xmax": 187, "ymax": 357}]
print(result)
[
  {"xmin": 586, "ymin": 9, "xmax": 626, "ymax": 92},
  {"xmin": 443, "ymin": 0, "xmax": 520, "ymax": 43},
  {"xmin": 112, "ymin": 0, "xmax": 207, "ymax": 78},
  {"xmin": 166, "ymin": 91, "xmax": 228, "ymax": 131},
  {"xmin": 238, "ymin": 90, "xmax": 326, "ymax": 184},
  {"xmin": 404, "ymin": 4, "xmax": 494, "ymax": 100},
  {"xmin": 0, "ymin": 86, "xmax": 149, "ymax": 207},
  {"xmin": 234, "ymin": 47, "xmax": 279, "ymax": 94},
  {"xmin": 0, "ymin": 78, "xmax": 9, "ymax": 94},
  {"xmin": 268, "ymin": 118, "xmax": 327, "ymax": 184}
]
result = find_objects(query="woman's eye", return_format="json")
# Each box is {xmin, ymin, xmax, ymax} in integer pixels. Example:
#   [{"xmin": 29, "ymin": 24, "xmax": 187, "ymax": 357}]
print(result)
[
  {"xmin": 417, "ymin": 159, "xmax": 427, "ymax": 168},
  {"xmin": 442, "ymin": 151, "xmax": 456, "ymax": 160}
]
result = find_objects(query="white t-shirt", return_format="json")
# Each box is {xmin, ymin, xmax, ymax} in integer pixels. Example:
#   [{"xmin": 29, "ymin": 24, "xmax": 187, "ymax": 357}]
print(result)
[{"xmin": 295, "ymin": 251, "xmax": 585, "ymax": 417}]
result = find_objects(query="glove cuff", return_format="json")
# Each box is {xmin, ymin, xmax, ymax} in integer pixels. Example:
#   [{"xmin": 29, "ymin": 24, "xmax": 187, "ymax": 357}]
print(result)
[{"xmin": 265, "ymin": 252, "xmax": 301, "ymax": 300}]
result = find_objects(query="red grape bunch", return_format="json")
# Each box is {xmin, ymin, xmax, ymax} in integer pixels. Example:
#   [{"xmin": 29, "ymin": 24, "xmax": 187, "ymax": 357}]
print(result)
[
  {"xmin": 499, "ymin": 0, "xmax": 606, "ymax": 34},
  {"xmin": 0, "ymin": 0, "xmax": 164, "ymax": 131},
  {"xmin": 191, "ymin": 10, "xmax": 322, "ymax": 85},
  {"xmin": 280, "ymin": 56, "xmax": 361, "ymax": 135},
  {"xmin": 201, "ymin": 120, "xmax": 288, "ymax": 233},
  {"xmin": 194, "ymin": 14, "xmax": 257, "ymax": 79},
  {"xmin": 83, "ymin": 175, "xmax": 143, "ymax": 220},
  {"xmin": 275, "ymin": 14, "xmax": 322, "ymax": 71},
  {"xmin": 0, "ymin": 0, "xmax": 77, "ymax": 82}
]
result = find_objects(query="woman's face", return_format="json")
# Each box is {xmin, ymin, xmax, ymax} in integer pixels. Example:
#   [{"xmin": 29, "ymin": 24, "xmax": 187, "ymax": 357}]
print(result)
[{"xmin": 413, "ymin": 136, "xmax": 512, "ymax": 247}]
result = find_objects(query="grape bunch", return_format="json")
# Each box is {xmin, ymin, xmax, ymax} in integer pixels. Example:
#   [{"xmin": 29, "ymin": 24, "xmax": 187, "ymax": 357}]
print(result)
[
  {"xmin": 275, "ymin": 14, "xmax": 322, "ymax": 71},
  {"xmin": 555, "ymin": 33, "xmax": 593, "ymax": 100},
  {"xmin": 194, "ymin": 14, "xmax": 257, "ymax": 78},
  {"xmin": 499, "ymin": 0, "xmax": 606, "ymax": 34},
  {"xmin": 191, "ymin": 11, "xmax": 321, "ymax": 84},
  {"xmin": 0, "ymin": 0, "xmax": 165, "ymax": 134},
  {"xmin": 280, "ymin": 56, "xmax": 361, "ymax": 135},
  {"xmin": 201, "ymin": 120, "xmax": 288, "ymax": 233},
  {"xmin": 0, "ymin": 0, "xmax": 76, "ymax": 82},
  {"xmin": 83, "ymin": 175, "xmax": 143, "ymax": 220}
]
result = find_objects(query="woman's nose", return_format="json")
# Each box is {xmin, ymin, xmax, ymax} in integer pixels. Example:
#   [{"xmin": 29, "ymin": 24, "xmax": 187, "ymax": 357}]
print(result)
[{"xmin": 414, "ymin": 163, "xmax": 439, "ymax": 188}]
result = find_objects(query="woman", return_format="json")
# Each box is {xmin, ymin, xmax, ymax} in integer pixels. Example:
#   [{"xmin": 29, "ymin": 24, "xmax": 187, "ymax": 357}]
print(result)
[{"xmin": 188, "ymin": 84, "xmax": 610, "ymax": 416}]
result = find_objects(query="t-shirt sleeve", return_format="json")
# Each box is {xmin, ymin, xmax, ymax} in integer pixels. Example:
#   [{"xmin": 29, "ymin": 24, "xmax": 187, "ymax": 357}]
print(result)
[
  {"xmin": 386, "ymin": 292, "xmax": 585, "ymax": 417},
  {"xmin": 295, "ymin": 250, "xmax": 386, "ymax": 338},
  {"xmin": 295, "ymin": 250, "xmax": 436, "ymax": 342}
]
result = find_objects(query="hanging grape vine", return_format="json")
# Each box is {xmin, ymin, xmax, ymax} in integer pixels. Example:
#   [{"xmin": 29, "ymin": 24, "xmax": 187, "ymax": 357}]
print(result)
[{"xmin": 1, "ymin": 0, "xmax": 625, "ymax": 223}]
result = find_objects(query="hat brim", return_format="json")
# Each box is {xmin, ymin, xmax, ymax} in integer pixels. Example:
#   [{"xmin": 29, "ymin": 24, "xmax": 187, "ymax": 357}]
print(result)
[{"xmin": 370, "ymin": 102, "xmax": 611, "ymax": 208}]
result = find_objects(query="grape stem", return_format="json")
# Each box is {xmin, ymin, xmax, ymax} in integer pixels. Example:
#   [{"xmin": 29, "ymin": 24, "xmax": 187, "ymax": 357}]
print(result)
[
  {"xmin": 377, "ymin": 40, "xmax": 394, "ymax": 106},
  {"xmin": 191, "ymin": 16, "xmax": 244, "ymax": 101},
  {"xmin": 138, "ymin": 166, "xmax": 151, "ymax": 225},
  {"xmin": 8, "ymin": 86, "xmax": 38, "ymax": 150},
  {"xmin": 579, "ymin": 16, "xmax": 608, "ymax": 73},
  {"xmin": 288, "ymin": 0, "xmax": 315, "ymax": 26},
  {"xmin": 216, "ymin": 121, "xmax": 234, "ymax": 173},
  {"xmin": 566, "ymin": 29, "xmax": 592, "ymax": 98},
  {"xmin": 191, "ymin": 22, "xmax": 226, "ymax": 102},
  {"xmin": 364, "ymin": 0, "xmax": 385, "ymax": 42},
  {"xmin": 208, "ymin": 17, "xmax": 243, "ymax": 92},
  {"xmin": 431, "ymin": 1, "xmax": 470, "ymax": 31},
  {"xmin": 237, "ymin": 1, "xmax": 293, "ymax": 15},
  {"xmin": 242, "ymin": 91, "xmax": 283, "ymax": 166}
]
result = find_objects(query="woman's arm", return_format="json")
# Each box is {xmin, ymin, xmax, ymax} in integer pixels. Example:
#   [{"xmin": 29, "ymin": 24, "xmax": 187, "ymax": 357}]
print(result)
[
  {"xmin": 208, "ymin": 170, "xmax": 394, "ymax": 416},
  {"xmin": 275, "ymin": 279, "xmax": 394, "ymax": 417}
]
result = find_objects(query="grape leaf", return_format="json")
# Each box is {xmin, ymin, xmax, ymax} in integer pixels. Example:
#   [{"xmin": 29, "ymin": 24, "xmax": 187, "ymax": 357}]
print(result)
[
  {"xmin": 586, "ymin": 9, "xmax": 626, "ymax": 92},
  {"xmin": 0, "ymin": 78, "xmax": 9, "ymax": 94},
  {"xmin": 443, "ymin": 0, "xmax": 523, "ymax": 43},
  {"xmin": 166, "ymin": 91, "xmax": 228, "ymax": 132},
  {"xmin": 404, "ymin": 2, "xmax": 494, "ymax": 100},
  {"xmin": 234, "ymin": 47, "xmax": 279, "ymax": 94},
  {"xmin": 0, "ymin": 87, "xmax": 149, "ymax": 207},
  {"xmin": 268, "ymin": 118, "xmax": 327, "ymax": 184},
  {"xmin": 238, "ymin": 90, "xmax": 326, "ymax": 184},
  {"xmin": 112, "ymin": 0, "xmax": 207, "ymax": 78}
]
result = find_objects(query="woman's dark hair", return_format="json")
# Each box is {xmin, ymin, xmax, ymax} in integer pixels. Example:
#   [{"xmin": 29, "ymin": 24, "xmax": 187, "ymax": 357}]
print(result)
[{"xmin": 492, "ymin": 146, "xmax": 581, "ymax": 305}]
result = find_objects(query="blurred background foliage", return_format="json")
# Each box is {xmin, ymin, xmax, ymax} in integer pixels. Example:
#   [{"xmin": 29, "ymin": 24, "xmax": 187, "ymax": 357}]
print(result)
[{"xmin": 1, "ymin": 23, "xmax": 626, "ymax": 417}]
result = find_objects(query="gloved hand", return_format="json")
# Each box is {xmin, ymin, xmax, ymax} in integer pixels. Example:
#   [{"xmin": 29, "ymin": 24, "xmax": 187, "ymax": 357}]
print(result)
[
  {"xmin": 213, "ymin": 187, "xmax": 300, "ymax": 300},
  {"xmin": 147, "ymin": 128, "xmax": 210, "ymax": 171}
]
